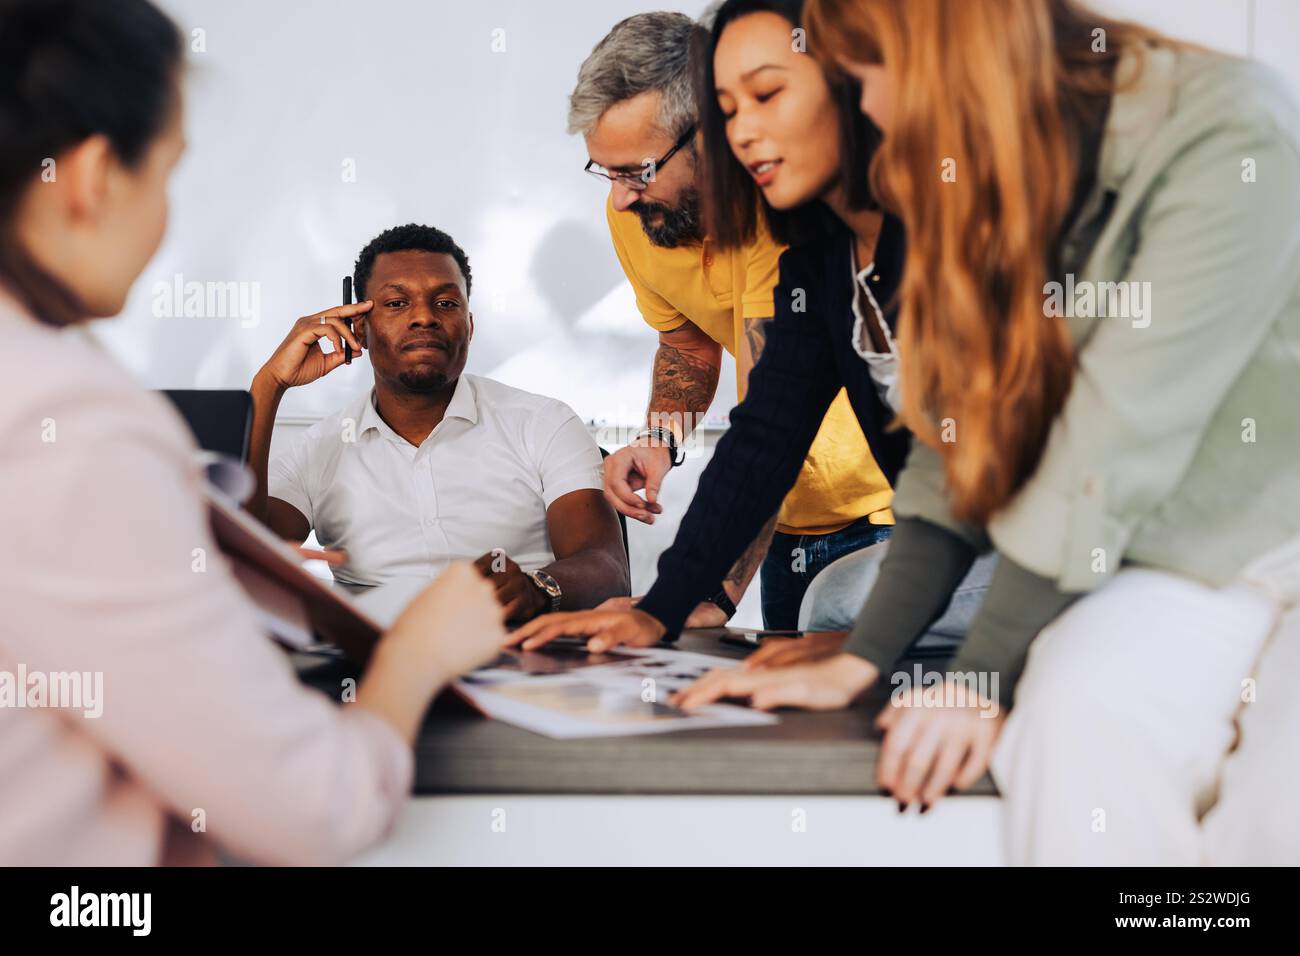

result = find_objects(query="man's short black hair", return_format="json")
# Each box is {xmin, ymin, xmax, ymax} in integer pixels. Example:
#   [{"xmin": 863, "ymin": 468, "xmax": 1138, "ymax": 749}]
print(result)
[{"xmin": 353, "ymin": 223, "xmax": 472, "ymax": 301}]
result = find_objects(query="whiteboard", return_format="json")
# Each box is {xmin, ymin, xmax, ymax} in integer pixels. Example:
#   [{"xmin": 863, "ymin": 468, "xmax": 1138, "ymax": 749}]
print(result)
[
  {"xmin": 98, "ymin": 0, "xmax": 732, "ymax": 428},
  {"xmin": 93, "ymin": 0, "xmax": 1294, "ymax": 431}
]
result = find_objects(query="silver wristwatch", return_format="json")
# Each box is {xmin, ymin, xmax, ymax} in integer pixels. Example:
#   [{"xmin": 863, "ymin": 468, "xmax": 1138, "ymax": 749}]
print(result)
[{"xmin": 526, "ymin": 569, "xmax": 563, "ymax": 613}]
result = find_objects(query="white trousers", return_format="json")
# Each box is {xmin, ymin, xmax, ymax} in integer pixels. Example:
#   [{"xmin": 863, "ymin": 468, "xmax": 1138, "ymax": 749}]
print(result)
[{"xmin": 991, "ymin": 563, "xmax": 1300, "ymax": 865}]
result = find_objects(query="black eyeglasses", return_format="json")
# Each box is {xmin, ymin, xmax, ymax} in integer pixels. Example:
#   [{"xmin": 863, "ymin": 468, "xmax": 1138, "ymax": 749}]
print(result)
[{"xmin": 584, "ymin": 124, "xmax": 696, "ymax": 192}]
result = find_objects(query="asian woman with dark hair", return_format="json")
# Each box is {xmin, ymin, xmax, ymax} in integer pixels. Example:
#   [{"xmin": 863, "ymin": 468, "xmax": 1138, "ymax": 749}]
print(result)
[{"xmin": 694, "ymin": 0, "xmax": 999, "ymax": 643}]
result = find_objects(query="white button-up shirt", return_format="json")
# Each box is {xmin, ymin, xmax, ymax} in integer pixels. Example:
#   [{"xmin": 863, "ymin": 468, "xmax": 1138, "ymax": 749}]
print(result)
[{"xmin": 269, "ymin": 373, "xmax": 603, "ymax": 588}]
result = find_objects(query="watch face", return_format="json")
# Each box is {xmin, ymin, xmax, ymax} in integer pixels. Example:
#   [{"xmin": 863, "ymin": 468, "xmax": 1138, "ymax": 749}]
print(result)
[{"xmin": 530, "ymin": 571, "xmax": 562, "ymax": 608}]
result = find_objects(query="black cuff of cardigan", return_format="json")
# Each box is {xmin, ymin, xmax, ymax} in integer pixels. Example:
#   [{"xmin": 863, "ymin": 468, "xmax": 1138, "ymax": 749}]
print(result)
[{"xmin": 635, "ymin": 579, "xmax": 696, "ymax": 641}]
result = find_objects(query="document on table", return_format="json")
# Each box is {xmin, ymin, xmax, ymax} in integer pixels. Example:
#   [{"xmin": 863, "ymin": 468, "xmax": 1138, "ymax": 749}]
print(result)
[{"xmin": 454, "ymin": 645, "xmax": 779, "ymax": 739}]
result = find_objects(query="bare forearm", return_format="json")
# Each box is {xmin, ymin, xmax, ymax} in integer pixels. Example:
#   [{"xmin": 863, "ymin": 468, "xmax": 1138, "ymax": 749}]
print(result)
[
  {"xmin": 722, "ymin": 513, "xmax": 779, "ymax": 602},
  {"xmin": 543, "ymin": 548, "xmax": 632, "ymax": 611},
  {"xmin": 247, "ymin": 371, "xmax": 286, "ymax": 523},
  {"xmin": 355, "ymin": 640, "xmax": 451, "ymax": 745}
]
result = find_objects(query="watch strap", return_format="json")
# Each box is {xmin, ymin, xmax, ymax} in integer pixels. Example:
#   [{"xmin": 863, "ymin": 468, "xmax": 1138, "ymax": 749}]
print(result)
[
  {"xmin": 637, "ymin": 426, "xmax": 685, "ymax": 468},
  {"xmin": 707, "ymin": 587, "xmax": 738, "ymax": 621}
]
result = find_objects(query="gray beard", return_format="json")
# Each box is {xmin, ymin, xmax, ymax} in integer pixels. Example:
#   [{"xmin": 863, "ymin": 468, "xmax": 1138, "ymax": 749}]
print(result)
[{"xmin": 635, "ymin": 187, "xmax": 703, "ymax": 248}]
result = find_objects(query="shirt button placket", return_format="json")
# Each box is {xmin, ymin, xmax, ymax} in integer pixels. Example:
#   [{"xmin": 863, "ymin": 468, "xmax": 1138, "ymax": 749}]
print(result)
[{"xmin": 422, "ymin": 454, "xmax": 447, "ymax": 563}]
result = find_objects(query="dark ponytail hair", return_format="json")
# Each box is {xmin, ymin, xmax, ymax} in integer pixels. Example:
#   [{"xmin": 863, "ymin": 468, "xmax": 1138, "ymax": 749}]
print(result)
[
  {"xmin": 0, "ymin": 0, "xmax": 183, "ymax": 323},
  {"xmin": 695, "ymin": 0, "xmax": 878, "ymax": 249}
]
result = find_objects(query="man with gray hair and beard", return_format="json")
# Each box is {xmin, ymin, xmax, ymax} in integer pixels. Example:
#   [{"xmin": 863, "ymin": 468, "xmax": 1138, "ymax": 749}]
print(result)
[{"xmin": 572, "ymin": 11, "xmax": 895, "ymax": 629}]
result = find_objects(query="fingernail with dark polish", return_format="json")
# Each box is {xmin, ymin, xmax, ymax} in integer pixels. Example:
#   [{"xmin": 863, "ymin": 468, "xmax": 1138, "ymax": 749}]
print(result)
[
  {"xmin": 920, "ymin": 803, "xmax": 931, "ymax": 815},
  {"xmin": 897, "ymin": 802, "xmax": 907, "ymax": 813}
]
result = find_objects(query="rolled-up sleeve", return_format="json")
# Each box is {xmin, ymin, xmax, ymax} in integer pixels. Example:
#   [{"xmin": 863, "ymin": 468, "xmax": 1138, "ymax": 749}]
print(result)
[{"xmin": 891, "ymin": 441, "xmax": 989, "ymax": 550}]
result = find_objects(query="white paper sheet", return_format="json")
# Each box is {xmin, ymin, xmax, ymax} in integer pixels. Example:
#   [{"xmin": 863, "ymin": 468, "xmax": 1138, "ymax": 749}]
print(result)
[{"xmin": 455, "ymin": 645, "xmax": 778, "ymax": 739}]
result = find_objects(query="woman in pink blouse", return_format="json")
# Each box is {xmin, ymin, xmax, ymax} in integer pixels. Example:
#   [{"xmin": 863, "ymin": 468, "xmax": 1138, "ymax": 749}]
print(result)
[{"xmin": 0, "ymin": 0, "xmax": 505, "ymax": 866}]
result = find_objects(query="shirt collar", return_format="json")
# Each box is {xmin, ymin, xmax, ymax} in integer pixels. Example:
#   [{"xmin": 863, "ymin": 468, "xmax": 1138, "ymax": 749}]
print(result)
[
  {"xmin": 444, "ymin": 373, "xmax": 479, "ymax": 424},
  {"xmin": 354, "ymin": 374, "xmax": 479, "ymax": 440},
  {"xmin": 1096, "ymin": 42, "xmax": 1179, "ymax": 193}
]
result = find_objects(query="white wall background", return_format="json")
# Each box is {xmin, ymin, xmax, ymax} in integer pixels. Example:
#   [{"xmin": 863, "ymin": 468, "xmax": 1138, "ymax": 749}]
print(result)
[
  {"xmin": 110, "ymin": 0, "xmax": 737, "ymax": 431},
  {"xmin": 110, "ymin": 0, "xmax": 1299, "ymax": 622}
]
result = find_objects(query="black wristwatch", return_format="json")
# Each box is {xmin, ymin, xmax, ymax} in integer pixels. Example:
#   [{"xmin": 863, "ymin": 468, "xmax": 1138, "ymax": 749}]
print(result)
[
  {"xmin": 706, "ymin": 587, "xmax": 737, "ymax": 621},
  {"xmin": 637, "ymin": 426, "xmax": 685, "ymax": 468}
]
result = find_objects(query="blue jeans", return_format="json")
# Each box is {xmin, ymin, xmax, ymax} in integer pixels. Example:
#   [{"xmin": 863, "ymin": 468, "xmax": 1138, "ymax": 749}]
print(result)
[
  {"xmin": 760, "ymin": 517, "xmax": 895, "ymax": 629},
  {"xmin": 798, "ymin": 541, "xmax": 997, "ymax": 655}
]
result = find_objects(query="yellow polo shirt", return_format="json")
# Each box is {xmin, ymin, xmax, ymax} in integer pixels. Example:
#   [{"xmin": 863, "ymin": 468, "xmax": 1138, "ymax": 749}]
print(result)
[{"xmin": 607, "ymin": 196, "xmax": 894, "ymax": 535}]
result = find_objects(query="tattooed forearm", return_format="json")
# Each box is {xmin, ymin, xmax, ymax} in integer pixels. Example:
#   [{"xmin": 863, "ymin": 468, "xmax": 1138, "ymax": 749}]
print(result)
[
  {"xmin": 742, "ymin": 315, "xmax": 772, "ymax": 369},
  {"xmin": 724, "ymin": 513, "xmax": 780, "ymax": 598},
  {"xmin": 649, "ymin": 342, "xmax": 720, "ymax": 432},
  {"xmin": 735, "ymin": 314, "xmax": 774, "ymax": 401}
]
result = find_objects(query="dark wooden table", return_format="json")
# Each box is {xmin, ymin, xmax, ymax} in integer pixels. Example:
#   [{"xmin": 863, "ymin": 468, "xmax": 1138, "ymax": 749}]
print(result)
[{"xmin": 294, "ymin": 628, "xmax": 998, "ymax": 797}]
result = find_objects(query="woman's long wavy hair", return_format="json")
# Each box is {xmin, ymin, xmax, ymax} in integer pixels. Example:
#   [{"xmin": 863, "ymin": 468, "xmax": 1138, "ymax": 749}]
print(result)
[{"xmin": 806, "ymin": 0, "xmax": 1165, "ymax": 523}]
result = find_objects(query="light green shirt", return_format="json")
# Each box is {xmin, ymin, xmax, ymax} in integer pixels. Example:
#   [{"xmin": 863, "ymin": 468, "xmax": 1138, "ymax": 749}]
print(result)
[{"xmin": 888, "ymin": 44, "xmax": 1300, "ymax": 697}]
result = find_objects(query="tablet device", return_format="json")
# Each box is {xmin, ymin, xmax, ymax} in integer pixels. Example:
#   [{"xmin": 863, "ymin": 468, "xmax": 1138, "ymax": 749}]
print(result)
[{"xmin": 206, "ymin": 487, "xmax": 382, "ymax": 664}]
